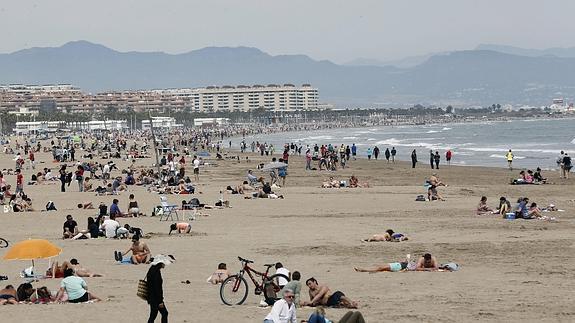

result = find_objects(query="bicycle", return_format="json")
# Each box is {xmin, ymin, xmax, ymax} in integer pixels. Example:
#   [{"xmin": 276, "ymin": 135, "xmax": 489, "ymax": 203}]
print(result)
[
  {"xmin": 220, "ymin": 256, "xmax": 290, "ymax": 306},
  {"xmin": 0, "ymin": 237, "xmax": 8, "ymax": 248}
]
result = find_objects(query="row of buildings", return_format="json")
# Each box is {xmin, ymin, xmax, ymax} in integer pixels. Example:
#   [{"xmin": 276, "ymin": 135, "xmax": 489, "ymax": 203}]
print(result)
[
  {"xmin": 0, "ymin": 83, "xmax": 320, "ymax": 114},
  {"xmin": 12, "ymin": 117, "xmax": 230, "ymax": 134}
]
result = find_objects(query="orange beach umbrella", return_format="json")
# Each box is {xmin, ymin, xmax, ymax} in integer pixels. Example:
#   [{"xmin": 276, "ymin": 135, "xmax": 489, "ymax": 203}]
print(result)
[{"xmin": 3, "ymin": 239, "xmax": 62, "ymax": 261}]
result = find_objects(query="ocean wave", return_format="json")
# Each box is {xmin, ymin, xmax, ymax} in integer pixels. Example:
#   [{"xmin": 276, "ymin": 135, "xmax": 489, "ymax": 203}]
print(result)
[
  {"xmin": 426, "ymin": 130, "xmax": 440, "ymax": 133},
  {"xmin": 375, "ymin": 138, "xmax": 403, "ymax": 146},
  {"xmin": 442, "ymin": 127, "xmax": 452, "ymax": 130},
  {"xmin": 489, "ymin": 154, "xmax": 526, "ymax": 159},
  {"xmin": 342, "ymin": 136, "xmax": 357, "ymax": 140}
]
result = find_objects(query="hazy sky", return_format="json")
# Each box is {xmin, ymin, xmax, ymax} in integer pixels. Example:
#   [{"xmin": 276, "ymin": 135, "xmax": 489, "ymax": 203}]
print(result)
[{"xmin": 1, "ymin": 0, "xmax": 575, "ymax": 63}]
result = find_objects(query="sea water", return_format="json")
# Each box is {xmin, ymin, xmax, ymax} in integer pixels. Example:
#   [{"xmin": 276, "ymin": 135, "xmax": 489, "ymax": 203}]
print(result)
[{"xmin": 235, "ymin": 118, "xmax": 575, "ymax": 169}]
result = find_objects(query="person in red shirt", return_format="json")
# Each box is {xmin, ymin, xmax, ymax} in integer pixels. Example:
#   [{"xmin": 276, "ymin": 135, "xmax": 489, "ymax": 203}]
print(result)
[
  {"xmin": 445, "ymin": 150, "xmax": 452, "ymax": 165},
  {"xmin": 15, "ymin": 169, "xmax": 24, "ymax": 196},
  {"xmin": 29, "ymin": 151, "xmax": 35, "ymax": 170}
]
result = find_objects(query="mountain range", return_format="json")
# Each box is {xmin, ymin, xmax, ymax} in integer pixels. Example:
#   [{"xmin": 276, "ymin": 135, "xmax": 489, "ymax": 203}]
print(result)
[{"xmin": 1, "ymin": 41, "xmax": 575, "ymax": 107}]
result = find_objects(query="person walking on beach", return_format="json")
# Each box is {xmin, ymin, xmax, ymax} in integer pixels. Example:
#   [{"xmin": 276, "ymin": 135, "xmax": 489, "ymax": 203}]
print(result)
[
  {"xmin": 366, "ymin": 147, "xmax": 372, "ymax": 160},
  {"xmin": 75, "ymin": 165, "xmax": 84, "ymax": 192},
  {"xmin": 557, "ymin": 151, "xmax": 565, "ymax": 173},
  {"xmin": 429, "ymin": 150, "xmax": 435, "ymax": 169},
  {"xmin": 384, "ymin": 148, "xmax": 391, "ymax": 162},
  {"xmin": 305, "ymin": 150, "xmax": 312, "ymax": 170},
  {"xmin": 59, "ymin": 165, "xmax": 67, "ymax": 192},
  {"xmin": 434, "ymin": 151, "xmax": 440, "ymax": 169},
  {"xmin": 506, "ymin": 149, "xmax": 514, "ymax": 170},
  {"xmin": 562, "ymin": 153, "xmax": 572, "ymax": 179},
  {"xmin": 351, "ymin": 144, "xmax": 357, "ymax": 160},
  {"xmin": 373, "ymin": 146, "xmax": 380, "ymax": 160},
  {"xmin": 411, "ymin": 149, "xmax": 417, "ymax": 168},
  {"xmin": 146, "ymin": 256, "xmax": 174, "ymax": 323},
  {"xmin": 193, "ymin": 156, "xmax": 200, "ymax": 182},
  {"xmin": 446, "ymin": 149, "xmax": 452, "ymax": 165},
  {"xmin": 391, "ymin": 147, "xmax": 396, "ymax": 163}
]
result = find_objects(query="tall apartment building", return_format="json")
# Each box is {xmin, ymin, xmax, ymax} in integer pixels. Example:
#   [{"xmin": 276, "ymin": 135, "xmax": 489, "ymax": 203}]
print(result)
[
  {"xmin": 152, "ymin": 84, "xmax": 318, "ymax": 112},
  {"xmin": 0, "ymin": 84, "xmax": 319, "ymax": 113}
]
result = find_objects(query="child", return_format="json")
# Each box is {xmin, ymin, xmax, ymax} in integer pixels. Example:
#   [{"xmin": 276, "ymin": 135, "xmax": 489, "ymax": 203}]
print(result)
[{"xmin": 207, "ymin": 263, "xmax": 230, "ymax": 284}]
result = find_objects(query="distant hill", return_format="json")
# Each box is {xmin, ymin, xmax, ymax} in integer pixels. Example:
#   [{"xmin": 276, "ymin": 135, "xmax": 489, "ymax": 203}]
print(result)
[
  {"xmin": 1, "ymin": 41, "xmax": 575, "ymax": 106},
  {"xmin": 476, "ymin": 44, "xmax": 575, "ymax": 58}
]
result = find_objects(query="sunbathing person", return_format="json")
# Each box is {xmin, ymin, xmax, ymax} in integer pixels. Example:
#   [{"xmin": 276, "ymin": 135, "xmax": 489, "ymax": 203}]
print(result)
[
  {"xmin": 48, "ymin": 259, "xmax": 102, "ymax": 278},
  {"xmin": 354, "ymin": 255, "xmax": 411, "ymax": 273},
  {"xmin": 77, "ymin": 202, "xmax": 94, "ymax": 209},
  {"xmin": 362, "ymin": 229, "xmax": 408, "ymax": 242},
  {"xmin": 0, "ymin": 285, "xmax": 18, "ymax": 305},
  {"xmin": 415, "ymin": 253, "xmax": 439, "ymax": 271},
  {"xmin": 302, "ymin": 277, "xmax": 358, "ymax": 308},
  {"xmin": 322, "ymin": 177, "xmax": 340, "ymax": 188},
  {"xmin": 116, "ymin": 235, "xmax": 151, "ymax": 264},
  {"xmin": 68, "ymin": 258, "xmax": 103, "ymax": 277},
  {"xmin": 169, "ymin": 222, "xmax": 192, "ymax": 234},
  {"xmin": 207, "ymin": 263, "xmax": 231, "ymax": 284},
  {"xmin": 476, "ymin": 196, "xmax": 494, "ymax": 215},
  {"xmin": 349, "ymin": 175, "xmax": 370, "ymax": 188}
]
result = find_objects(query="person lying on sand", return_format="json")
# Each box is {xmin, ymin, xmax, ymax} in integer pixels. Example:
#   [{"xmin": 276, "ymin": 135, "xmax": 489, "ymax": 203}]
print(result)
[
  {"xmin": 362, "ymin": 229, "xmax": 408, "ymax": 242},
  {"xmin": 77, "ymin": 202, "xmax": 94, "ymax": 209},
  {"xmin": 476, "ymin": 196, "xmax": 494, "ymax": 215},
  {"xmin": 48, "ymin": 259, "xmax": 103, "ymax": 278},
  {"xmin": 415, "ymin": 253, "xmax": 439, "ymax": 271},
  {"xmin": 322, "ymin": 177, "xmax": 340, "ymax": 188},
  {"xmin": 206, "ymin": 263, "xmax": 231, "ymax": 284},
  {"xmin": 354, "ymin": 255, "xmax": 411, "ymax": 273},
  {"xmin": 302, "ymin": 277, "xmax": 358, "ymax": 309},
  {"xmin": 0, "ymin": 285, "xmax": 18, "ymax": 305}
]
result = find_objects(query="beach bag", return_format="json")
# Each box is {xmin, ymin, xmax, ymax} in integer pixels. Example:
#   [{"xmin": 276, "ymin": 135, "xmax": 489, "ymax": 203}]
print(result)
[
  {"xmin": 137, "ymin": 277, "xmax": 148, "ymax": 301},
  {"xmin": 415, "ymin": 195, "xmax": 426, "ymax": 202}
]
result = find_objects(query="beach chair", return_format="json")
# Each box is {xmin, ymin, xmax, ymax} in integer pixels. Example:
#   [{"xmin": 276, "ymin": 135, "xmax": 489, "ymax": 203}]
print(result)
[{"xmin": 159, "ymin": 196, "xmax": 179, "ymax": 221}]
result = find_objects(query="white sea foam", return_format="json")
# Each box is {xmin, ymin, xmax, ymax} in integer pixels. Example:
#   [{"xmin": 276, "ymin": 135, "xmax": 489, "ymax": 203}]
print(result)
[
  {"xmin": 426, "ymin": 130, "xmax": 439, "ymax": 133},
  {"xmin": 442, "ymin": 127, "xmax": 452, "ymax": 130},
  {"xmin": 342, "ymin": 137, "xmax": 357, "ymax": 140}
]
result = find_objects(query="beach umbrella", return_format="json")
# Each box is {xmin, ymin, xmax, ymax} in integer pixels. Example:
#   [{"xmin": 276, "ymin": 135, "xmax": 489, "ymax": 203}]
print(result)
[
  {"xmin": 262, "ymin": 161, "xmax": 288, "ymax": 171},
  {"xmin": 3, "ymin": 239, "xmax": 62, "ymax": 270}
]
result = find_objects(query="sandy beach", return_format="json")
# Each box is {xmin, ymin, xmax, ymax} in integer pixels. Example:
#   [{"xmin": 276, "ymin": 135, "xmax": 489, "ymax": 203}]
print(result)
[{"xmin": 1, "ymin": 141, "xmax": 574, "ymax": 323}]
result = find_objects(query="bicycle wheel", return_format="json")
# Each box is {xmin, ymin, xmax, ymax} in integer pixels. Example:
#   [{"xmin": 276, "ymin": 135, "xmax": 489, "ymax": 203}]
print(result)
[
  {"xmin": 220, "ymin": 274, "xmax": 248, "ymax": 305},
  {"xmin": 0, "ymin": 238, "xmax": 8, "ymax": 248},
  {"xmin": 263, "ymin": 273, "xmax": 289, "ymax": 301}
]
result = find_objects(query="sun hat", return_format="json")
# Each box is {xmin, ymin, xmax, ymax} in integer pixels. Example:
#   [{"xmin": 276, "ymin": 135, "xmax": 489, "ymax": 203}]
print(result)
[{"xmin": 150, "ymin": 254, "xmax": 176, "ymax": 266}]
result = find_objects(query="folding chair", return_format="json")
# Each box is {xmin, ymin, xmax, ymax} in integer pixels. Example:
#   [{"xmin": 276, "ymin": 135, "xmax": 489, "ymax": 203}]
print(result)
[{"xmin": 159, "ymin": 196, "xmax": 179, "ymax": 221}]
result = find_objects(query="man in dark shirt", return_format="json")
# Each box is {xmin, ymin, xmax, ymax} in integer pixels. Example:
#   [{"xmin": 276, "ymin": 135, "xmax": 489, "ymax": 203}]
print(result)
[{"xmin": 63, "ymin": 215, "xmax": 78, "ymax": 239}]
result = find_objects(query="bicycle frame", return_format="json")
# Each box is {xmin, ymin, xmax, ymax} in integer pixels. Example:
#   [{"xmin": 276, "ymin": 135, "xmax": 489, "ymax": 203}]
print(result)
[{"xmin": 235, "ymin": 262, "xmax": 272, "ymax": 292}]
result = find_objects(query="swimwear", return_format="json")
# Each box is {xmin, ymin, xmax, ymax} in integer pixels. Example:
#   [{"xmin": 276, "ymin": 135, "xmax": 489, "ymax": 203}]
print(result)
[
  {"xmin": 326, "ymin": 291, "xmax": 345, "ymax": 307},
  {"xmin": 0, "ymin": 294, "xmax": 15, "ymax": 300},
  {"xmin": 389, "ymin": 262, "xmax": 408, "ymax": 272}
]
